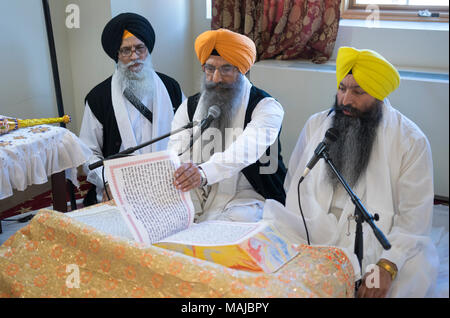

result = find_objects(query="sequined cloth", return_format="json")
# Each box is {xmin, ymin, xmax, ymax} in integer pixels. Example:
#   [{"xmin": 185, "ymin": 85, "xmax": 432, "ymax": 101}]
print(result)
[{"xmin": 0, "ymin": 205, "xmax": 354, "ymax": 298}]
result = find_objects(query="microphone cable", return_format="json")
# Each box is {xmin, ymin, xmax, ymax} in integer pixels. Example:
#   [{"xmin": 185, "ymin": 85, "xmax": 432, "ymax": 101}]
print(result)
[
  {"xmin": 297, "ymin": 176, "xmax": 311, "ymax": 245},
  {"xmin": 102, "ymin": 165, "xmax": 110, "ymax": 201},
  {"xmin": 1, "ymin": 214, "xmax": 35, "ymax": 223}
]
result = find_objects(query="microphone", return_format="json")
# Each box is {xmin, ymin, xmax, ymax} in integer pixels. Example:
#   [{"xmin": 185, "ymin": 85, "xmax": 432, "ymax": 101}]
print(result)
[
  {"xmin": 300, "ymin": 128, "xmax": 339, "ymax": 181},
  {"xmin": 178, "ymin": 105, "xmax": 221, "ymax": 156},
  {"xmin": 199, "ymin": 105, "xmax": 221, "ymax": 132}
]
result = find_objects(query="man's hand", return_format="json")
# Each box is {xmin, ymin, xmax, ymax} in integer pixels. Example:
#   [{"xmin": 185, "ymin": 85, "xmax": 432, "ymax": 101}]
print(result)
[
  {"xmin": 357, "ymin": 259, "xmax": 395, "ymax": 298},
  {"xmin": 173, "ymin": 162, "xmax": 202, "ymax": 192}
]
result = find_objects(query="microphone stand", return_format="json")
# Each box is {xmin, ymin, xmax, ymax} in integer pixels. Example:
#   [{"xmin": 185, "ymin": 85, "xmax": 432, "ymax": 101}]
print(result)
[
  {"xmin": 89, "ymin": 121, "xmax": 197, "ymax": 170},
  {"xmin": 317, "ymin": 148, "xmax": 391, "ymax": 292},
  {"xmin": 178, "ymin": 123, "xmax": 203, "ymax": 157}
]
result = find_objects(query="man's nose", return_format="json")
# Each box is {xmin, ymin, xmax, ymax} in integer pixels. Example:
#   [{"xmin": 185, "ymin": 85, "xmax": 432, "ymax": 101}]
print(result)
[
  {"xmin": 342, "ymin": 91, "xmax": 353, "ymax": 105},
  {"xmin": 130, "ymin": 50, "xmax": 139, "ymax": 60},
  {"xmin": 212, "ymin": 69, "xmax": 222, "ymax": 83}
]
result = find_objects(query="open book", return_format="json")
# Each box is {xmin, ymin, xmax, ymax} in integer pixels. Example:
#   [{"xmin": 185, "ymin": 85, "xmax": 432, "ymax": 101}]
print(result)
[
  {"xmin": 69, "ymin": 150, "xmax": 298, "ymax": 273},
  {"xmin": 104, "ymin": 150, "xmax": 195, "ymax": 244},
  {"xmin": 155, "ymin": 220, "xmax": 299, "ymax": 273}
]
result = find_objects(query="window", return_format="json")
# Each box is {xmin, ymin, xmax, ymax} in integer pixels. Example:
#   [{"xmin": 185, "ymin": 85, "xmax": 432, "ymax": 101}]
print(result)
[
  {"xmin": 206, "ymin": 0, "xmax": 212, "ymax": 20},
  {"xmin": 341, "ymin": 0, "xmax": 449, "ymax": 22}
]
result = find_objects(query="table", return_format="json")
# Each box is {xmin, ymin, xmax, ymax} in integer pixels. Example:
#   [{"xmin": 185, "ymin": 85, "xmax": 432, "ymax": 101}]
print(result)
[
  {"xmin": 0, "ymin": 203, "xmax": 355, "ymax": 298},
  {"xmin": 0, "ymin": 123, "xmax": 92, "ymax": 232}
]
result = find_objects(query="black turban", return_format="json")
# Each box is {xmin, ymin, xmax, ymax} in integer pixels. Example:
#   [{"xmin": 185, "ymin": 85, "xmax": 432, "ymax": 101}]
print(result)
[{"xmin": 101, "ymin": 12, "xmax": 155, "ymax": 62}]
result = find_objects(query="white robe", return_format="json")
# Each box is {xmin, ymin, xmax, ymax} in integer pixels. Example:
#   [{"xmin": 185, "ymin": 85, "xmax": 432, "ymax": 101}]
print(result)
[
  {"xmin": 80, "ymin": 69, "xmax": 185, "ymax": 198},
  {"xmin": 280, "ymin": 99, "xmax": 439, "ymax": 297},
  {"xmin": 168, "ymin": 77, "xmax": 284, "ymax": 222}
]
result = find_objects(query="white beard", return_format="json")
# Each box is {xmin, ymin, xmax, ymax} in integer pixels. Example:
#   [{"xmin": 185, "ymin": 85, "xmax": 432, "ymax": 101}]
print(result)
[
  {"xmin": 116, "ymin": 55, "xmax": 155, "ymax": 101},
  {"xmin": 198, "ymin": 74, "xmax": 244, "ymax": 133},
  {"xmin": 195, "ymin": 73, "xmax": 245, "ymax": 155}
]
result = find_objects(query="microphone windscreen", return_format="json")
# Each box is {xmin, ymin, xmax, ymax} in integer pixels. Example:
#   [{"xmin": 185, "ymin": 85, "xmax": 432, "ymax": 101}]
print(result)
[{"xmin": 208, "ymin": 105, "xmax": 221, "ymax": 119}]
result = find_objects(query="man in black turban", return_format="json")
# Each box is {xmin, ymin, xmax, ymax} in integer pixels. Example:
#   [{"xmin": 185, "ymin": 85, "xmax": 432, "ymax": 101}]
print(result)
[
  {"xmin": 101, "ymin": 12, "xmax": 155, "ymax": 63},
  {"xmin": 80, "ymin": 12, "xmax": 185, "ymax": 205}
]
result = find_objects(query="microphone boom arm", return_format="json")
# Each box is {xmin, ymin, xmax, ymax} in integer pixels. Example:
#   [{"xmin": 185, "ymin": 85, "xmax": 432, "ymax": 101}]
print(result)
[{"xmin": 88, "ymin": 121, "xmax": 197, "ymax": 170}]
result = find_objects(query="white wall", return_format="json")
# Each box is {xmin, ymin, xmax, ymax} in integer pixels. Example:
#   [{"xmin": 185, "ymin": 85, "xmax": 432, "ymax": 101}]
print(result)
[
  {"xmin": 49, "ymin": 0, "xmax": 76, "ymax": 132},
  {"xmin": 191, "ymin": 0, "xmax": 212, "ymax": 94},
  {"xmin": 334, "ymin": 20, "xmax": 449, "ymax": 72},
  {"xmin": 60, "ymin": 0, "xmax": 114, "ymax": 134},
  {"xmin": 251, "ymin": 21, "xmax": 449, "ymax": 197},
  {"xmin": 0, "ymin": 0, "xmax": 57, "ymax": 119}
]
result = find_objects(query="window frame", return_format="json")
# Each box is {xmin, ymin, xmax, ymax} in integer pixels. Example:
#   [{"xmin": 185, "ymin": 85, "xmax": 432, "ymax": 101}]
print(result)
[{"xmin": 340, "ymin": 0, "xmax": 449, "ymax": 22}]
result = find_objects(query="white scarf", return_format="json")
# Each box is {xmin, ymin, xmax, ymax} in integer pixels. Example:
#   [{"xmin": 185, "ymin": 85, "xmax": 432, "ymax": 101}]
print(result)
[{"xmin": 111, "ymin": 70, "xmax": 174, "ymax": 153}]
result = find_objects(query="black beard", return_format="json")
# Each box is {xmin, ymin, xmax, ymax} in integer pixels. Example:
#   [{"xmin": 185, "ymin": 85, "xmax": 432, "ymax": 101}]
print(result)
[{"xmin": 326, "ymin": 96, "xmax": 383, "ymax": 188}]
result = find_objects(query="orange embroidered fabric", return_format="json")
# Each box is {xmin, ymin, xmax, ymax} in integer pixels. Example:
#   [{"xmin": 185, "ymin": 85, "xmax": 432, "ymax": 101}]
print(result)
[{"xmin": 0, "ymin": 206, "xmax": 354, "ymax": 298}]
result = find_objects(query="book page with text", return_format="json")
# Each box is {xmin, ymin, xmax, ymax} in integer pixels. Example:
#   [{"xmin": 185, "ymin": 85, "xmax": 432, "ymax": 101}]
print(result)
[
  {"xmin": 104, "ymin": 150, "xmax": 195, "ymax": 245},
  {"xmin": 158, "ymin": 220, "xmax": 267, "ymax": 246},
  {"xmin": 66, "ymin": 204, "xmax": 134, "ymax": 241}
]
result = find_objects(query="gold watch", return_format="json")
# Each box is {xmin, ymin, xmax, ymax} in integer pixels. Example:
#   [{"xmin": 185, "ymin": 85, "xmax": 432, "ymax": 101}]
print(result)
[{"xmin": 376, "ymin": 259, "xmax": 398, "ymax": 281}]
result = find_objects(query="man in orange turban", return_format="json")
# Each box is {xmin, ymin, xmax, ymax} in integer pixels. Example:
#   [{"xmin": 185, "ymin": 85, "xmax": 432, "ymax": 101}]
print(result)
[
  {"xmin": 79, "ymin": 13, "xmax": 185, "ymax": 205},
  {"xmin": 169, "ymin": 29, "xmax": 287, "ymax": 223},
  {"xmin": 194, "ymin": 28, "xmax": 257, "ymax": 75},
  {"xmin": 281, "ymin": 47, "xmax": 438, "ymax": 298}
]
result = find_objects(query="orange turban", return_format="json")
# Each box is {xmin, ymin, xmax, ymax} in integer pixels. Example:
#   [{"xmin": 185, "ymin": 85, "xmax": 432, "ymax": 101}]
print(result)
[
  {"xmin": 195, "ymin": 29, "xmax": 256, "ymax": 74},
  {"xmin": 123, "ymin": 30, "xmax": 135, "ymax": 39}
]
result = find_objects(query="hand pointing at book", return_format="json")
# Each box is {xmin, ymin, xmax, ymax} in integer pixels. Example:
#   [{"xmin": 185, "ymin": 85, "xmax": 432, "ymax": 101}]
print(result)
[{"xmin": 174, "ymin": 162, "xmax": 206, "ymax": 192}]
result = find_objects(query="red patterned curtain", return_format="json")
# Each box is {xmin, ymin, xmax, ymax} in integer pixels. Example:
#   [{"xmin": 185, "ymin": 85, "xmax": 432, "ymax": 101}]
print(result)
[{"xmin": 211, "ymin": 0, "xmax": 341, "ymax": 63}]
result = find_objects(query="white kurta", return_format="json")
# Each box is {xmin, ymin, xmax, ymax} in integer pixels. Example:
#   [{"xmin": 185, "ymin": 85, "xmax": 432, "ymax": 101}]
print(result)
[
  {"xmin": 79, "ymin": 69, "xmax": 185, "ymax": 197},
  {"xmin": 168, "ymin": 77, "xmax": 284, "ymax": 222},
  {"xmin": 282, "ymin": 99, "xmax": 439, "ymax": 297}
]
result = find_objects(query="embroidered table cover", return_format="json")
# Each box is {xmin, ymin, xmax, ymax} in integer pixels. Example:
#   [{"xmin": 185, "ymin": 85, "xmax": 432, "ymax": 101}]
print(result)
[
  {"xmin": 0, "ymin": 203, "xmax": 355, "ymax": 298},
  {"xmin": 0, "ymin": 123, "xmax": 91, "ymax": 200}
]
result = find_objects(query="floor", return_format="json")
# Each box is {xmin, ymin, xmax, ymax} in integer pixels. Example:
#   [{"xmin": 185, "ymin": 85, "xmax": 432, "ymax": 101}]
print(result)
[{"xmin": 0, "ymin": 210, "xmax": 37, "ymax": 245}]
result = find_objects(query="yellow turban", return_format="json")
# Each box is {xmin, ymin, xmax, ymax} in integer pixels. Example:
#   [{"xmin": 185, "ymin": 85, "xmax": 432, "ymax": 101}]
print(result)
[
  {"xmin": 195, "ymin": 29, "xmax": 256, "ymax": 74},
  {"xmin": 336, "ymin": 47, "xmax": 400, "ymax": 101}
]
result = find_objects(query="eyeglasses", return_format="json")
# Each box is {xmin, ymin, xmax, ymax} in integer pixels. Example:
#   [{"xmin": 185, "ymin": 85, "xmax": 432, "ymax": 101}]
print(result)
[
  {"xmin": 118, "ymin": 44, "xmax": 147, "ymax": 57},
  {"xmin": 202, "ymin": 64, "xmax": 236, "ymax": 76}
]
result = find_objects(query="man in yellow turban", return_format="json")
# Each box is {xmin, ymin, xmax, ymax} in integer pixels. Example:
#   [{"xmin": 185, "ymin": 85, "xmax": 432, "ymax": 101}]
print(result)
[
  {"xmin": 168, "ymin": 29, "xmax": 287, "ymax": 223},
  {"xmin": 279, "ymin": 47, "xmax": 438, "ymax": 297}
]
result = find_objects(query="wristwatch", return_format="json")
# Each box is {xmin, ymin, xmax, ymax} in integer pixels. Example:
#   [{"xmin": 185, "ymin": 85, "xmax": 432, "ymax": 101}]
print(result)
[
  {"xmin": 376, "ymin": 259, "xmax": 398, "ymax": 281},
  {"xmin": 198, "ymin": 166, "xmax": 208, "ymax": 187}
]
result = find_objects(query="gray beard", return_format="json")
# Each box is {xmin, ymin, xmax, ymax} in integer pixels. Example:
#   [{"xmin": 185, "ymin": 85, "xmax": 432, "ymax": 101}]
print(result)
[
  {"xmin": 116, "ymin": 55, "xmax": 155, "ymax": 101},
  {"xmin": 326, "ymin": 97, "xmax": 383, "ymax": 188},
  {"xmin": 197, "ymin": 74, "xmax": 245, "ymax": 151}
]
